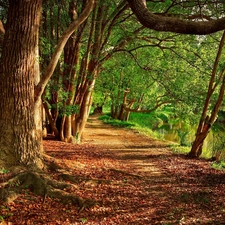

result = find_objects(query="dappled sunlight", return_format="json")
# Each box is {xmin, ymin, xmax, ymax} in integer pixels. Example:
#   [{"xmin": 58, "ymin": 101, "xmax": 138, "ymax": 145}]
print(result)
[{"xmin": 1, "ymin": 116, "xmax": 225, "ymax": 224}]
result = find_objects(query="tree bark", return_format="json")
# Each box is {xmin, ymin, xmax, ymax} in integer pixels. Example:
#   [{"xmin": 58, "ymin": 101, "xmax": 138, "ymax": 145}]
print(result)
[
  {"xmin": 35, "ymin": 0, "xmax": 96, "ymax": 101},
  {"xmin": 189, "ymin": 31, "xmax": 225, "ymax": 157},
  {"xmin": 127, "ymin": 0, "xmax": 225, "ymax": 34},
  {"xmin": 0, "ymin": 0, "xmax": 43, "ymax": 169},
  {"xmin": 60, "ymin": 0, "xmax": 86, "ymax": 142}
]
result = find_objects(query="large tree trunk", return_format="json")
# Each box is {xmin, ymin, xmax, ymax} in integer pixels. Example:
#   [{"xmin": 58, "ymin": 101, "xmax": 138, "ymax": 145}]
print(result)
[
  {"xmin": 0, "ymin": 0, "xmax": 43, "ymax": 169},
  {"xmin": 0, "ymin": 0, "xmax": 95, "ymax": 169}
]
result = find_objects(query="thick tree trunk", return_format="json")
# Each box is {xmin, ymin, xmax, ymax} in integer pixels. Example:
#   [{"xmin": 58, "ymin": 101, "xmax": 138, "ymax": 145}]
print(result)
[{"xmin": 0, "ymin": 0, "xmax": 43, "ymax": 169}]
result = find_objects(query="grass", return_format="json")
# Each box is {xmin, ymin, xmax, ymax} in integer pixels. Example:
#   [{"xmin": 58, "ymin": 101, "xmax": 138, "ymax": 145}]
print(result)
[
  {"xmin": 98, "ymin": 111, "xmax": 225, "ymax": 168},
  {"xmin": 98, "ymin": 114, "xmax": 135, "ymax": 128},
  {"xmin": 0, "ymin": 168, "xmax": 9, "ymax": 174},
  {"xmin": 212, "ymin": 161, "xmax": 225, "ymax": 170},
  {"xmin": 98, "ymin": 114, "xmax": 164, "ymax": 140},
  {"xmin": 170, "ymin": 145, "xmax": 190, "ymax": 155}
]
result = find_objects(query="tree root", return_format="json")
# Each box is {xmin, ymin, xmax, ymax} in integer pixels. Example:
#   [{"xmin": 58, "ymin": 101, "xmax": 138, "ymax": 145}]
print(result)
[{"xmin": 0, "ymin": 169, "xmax": 97, "ymax": 212}]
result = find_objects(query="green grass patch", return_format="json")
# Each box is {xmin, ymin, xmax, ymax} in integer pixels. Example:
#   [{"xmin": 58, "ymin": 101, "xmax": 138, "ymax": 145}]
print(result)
[
  {"xmin": 129, "ymin": 112, "xmax": 161, "ymax": 130},
  {"xmin": 98, "ymin": 114, "xmax": 164, "ymax": 140},
  {"xmin": 98, "ymin": 115, "xmax": 135, "ymax": 128},
  {"xmin": 170, "ymin": 145, "xmax": 190, "ymax": 154},
  {"xmin": 212, "ymin": 161, "xmax": 225, "ymax": 170}
]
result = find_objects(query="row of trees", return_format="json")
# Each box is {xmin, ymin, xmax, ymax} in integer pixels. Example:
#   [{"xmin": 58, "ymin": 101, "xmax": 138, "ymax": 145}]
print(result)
[{"xmin": 1, "ymin": 0, "xmax": 225, "ymax": 171}]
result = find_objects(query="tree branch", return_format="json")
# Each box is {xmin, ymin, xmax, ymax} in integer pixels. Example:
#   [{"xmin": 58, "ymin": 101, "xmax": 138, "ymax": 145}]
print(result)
[
  {"xmin": 126, "ymin": 0, "xmax": 225, "ymax": 34},
  {"xmin": 34, "ymin": 0, "xmax": 96, "ymax": 103},
  {"xmin": 124, "ymin": 100, "xmax": 171, "ymax": 113}
]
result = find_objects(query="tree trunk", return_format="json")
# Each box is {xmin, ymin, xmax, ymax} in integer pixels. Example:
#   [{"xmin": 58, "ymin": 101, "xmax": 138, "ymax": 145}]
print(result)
[
  {"xmin": 189, "ymin": 121, "xmax": 211, "ymax": 157},
  {"xmin": 189, "ymin": 31, "xmax": 225, "ymax": 158},
  {"xmin": 64, "ymin": 115, "xmax": 72, "ymax": 142},
  {"xmin": 189, "ymin": 77, "xmax": 225, "ymax": 157},
  {"xmin": 60, "ymin": 0, "xmax": 85, "ymax": 142},
  {"xmin": 42, "ymin": 102, "xmax": 59, "ymax": 137},
  {"xmin": 0, "ymin": 0, "xmax": 43, "ymax": 169},
  {"xmin": 77, "ymin": 81, "xmax": 95, "ymax": 142}
]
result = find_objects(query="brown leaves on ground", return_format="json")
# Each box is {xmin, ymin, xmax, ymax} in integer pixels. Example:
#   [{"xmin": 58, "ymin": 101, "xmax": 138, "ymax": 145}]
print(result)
[{"xmin": 1, "ymin": 116, "xmax": 225, "ymax": 224}]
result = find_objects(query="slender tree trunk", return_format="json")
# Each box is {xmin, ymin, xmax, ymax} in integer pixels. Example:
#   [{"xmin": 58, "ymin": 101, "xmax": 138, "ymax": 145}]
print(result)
[
  {"xmin": 189, "ymin": 31, "xmax": 225, "ymax": 158},
  {"xmin": 42, "ymin": 102, "xmax": 59, "ymax": 137},
  {"xmin": 61, "ymin": 0, "xmax": 86, "ymax": 142},
  {"xmin": 78, "ymin": 79, "xmax": 96, "ymax": 142},
  {"xmin": 0, "ymin": 0, "xmax": 43, "ymax": 169}
]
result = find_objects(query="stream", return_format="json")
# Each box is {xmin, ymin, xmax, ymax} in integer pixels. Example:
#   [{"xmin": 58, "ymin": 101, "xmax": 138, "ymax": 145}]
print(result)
[{"xmin": 157, "ymin": 122, "xmax": 215, "ymax": 156}]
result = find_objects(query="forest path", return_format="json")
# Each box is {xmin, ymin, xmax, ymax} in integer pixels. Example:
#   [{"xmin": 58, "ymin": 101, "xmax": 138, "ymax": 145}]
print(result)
[
  {"xmin": 2, "ymin": 114, "xmax": 225, "ymax": 224},
  {"xmin": 82, "ymin": 114, "xmax": 172, "ymax": 177}
]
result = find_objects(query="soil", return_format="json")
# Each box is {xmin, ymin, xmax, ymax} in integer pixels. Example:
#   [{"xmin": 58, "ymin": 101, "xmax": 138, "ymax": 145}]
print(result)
[
  {"xmin": 1, "ymin": 114, "xmax": 225, "ymax": 225},
  {"xmin": 82, "ymin": 115, "xmax": 172, "ymax": 176}
]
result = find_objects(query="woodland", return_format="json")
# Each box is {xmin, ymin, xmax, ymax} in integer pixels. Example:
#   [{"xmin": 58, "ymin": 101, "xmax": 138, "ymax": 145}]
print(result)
[{"xmin": 1, "ymin": 0, "xmax": 225, "ymax": 224}]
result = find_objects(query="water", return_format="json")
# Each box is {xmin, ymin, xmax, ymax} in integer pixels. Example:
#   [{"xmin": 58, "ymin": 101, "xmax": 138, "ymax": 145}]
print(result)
[{"xmin": 157, "ymin": 121, "xmax": 214, "ymax": 151}]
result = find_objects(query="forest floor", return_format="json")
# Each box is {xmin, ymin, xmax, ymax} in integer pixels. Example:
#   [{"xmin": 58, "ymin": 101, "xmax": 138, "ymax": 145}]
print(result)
[{"xmin": 1, "ymin": 114, "xmax": 225, "ymax": 225}]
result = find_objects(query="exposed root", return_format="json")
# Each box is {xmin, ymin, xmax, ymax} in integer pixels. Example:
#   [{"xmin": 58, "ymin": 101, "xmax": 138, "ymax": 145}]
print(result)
[{"xmin": 0, "ymin": 169, "xmax": 97, "ymax": 211}]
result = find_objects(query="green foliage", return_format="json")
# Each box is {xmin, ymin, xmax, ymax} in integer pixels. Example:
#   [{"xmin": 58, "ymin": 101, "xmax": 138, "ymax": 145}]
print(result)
[
  {"xmin": 170, "ymin": 145, "xmax": 190, "ymax": 154},
  {"xmin": 60, "ymin": 105, "xmax": 80, "ymax": 117},
  {"xmin": 79, "ymin": 218, "xmax": 88, "ymax": 223},
  {"xmin": 128, "ymin": 108, "xmax": 196, "ymax": 147},
  {"xmin": 129, "ymin": 112, "xmax": 162, "ymax": 130},
  {"xmin": 177, "ymin": 130, "xmax": 190, "ymax": 147},
  {"xmin": 212, "ymin": 161, "xmax": 225, "ymax": 170},
  {"xmin": 99, "ymin": 115, "xmax": 135, "ymax": 128},
  {"xmin": 0, "ymin": 215, "xmax": 4, "ymax": 222},
  {"xmin": 39, "ymin": 37, "xmax": 52, "ymax": 56},
  {"xmin": 96, "ymin": 30, "xmax": 223, "ymax": 127},
  {"xmin": 99, "ymin": 113, "xmax": 164, "ymax": 140},
  {"xmin": 0, "ymin": 205, "xmax": 13, "ymax": 221},
  {"xmin": 210, "ymin": 132, "xmax": 225, "ymax": 161},
  {"xmin": 0, "ymin": 168, "xmax": 9, "ymax": 174}
]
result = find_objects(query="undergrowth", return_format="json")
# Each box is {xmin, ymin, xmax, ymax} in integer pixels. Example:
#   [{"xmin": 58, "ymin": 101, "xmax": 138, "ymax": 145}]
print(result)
[
  {"xmin": 212, "ymin": 161, "xmax": 225, "ymax": 170},
  {"xmin": 98, "ymin": 115, "xmax": 135, "ymax": 128},
  {"xmin": 98, "ymin": 114, "xmax": 163, "ymax": 140}
]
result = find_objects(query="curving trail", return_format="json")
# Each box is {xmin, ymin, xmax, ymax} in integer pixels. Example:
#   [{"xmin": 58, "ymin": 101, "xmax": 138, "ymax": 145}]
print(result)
[
  {"xmin": 82, "ymin": 114, "xmax": 172, "ymax": 175},
  {"xmin": 79, "ymin": 115, "xmax": 225, "ymax": 225}
]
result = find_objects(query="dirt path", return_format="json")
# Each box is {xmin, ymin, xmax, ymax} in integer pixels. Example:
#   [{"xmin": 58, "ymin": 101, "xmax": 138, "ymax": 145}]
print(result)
[
  {"xmin": 79, "ymin": 115, "xmax": 225, "ymax": 224},
  {"xmin": 82, "ymin": 115, "xmax": 172, "ymax": 176}
]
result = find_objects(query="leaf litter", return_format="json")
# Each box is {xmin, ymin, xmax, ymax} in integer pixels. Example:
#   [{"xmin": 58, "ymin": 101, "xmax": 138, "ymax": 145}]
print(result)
[{"xmin": 1, "ymin": 116, "xmax": 225, "ymax": 224}]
